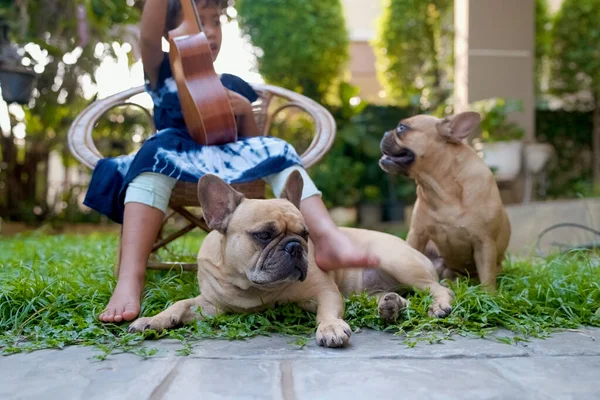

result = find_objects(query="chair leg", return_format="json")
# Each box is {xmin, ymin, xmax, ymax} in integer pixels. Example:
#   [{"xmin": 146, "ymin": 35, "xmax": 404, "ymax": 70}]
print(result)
[
  {"xmin": 146, "ymin": 261, "xmax": 198, "ymax": 271},
  {"xmin": 152, "ymin": 210, "xmax": 176, "ymax": 250},
  {"xmin": 146, "ymin": 206, "xmax": 210, "ymax": 271},
  {"xmin": 114, "ymin": 206, "xmax": 207, "ymax": 275},
  {"xmin": 150, "ymin": 208, "xmax": 203, "ymax": 253},
  {"xmin": 171, "ymin": 206, "xmax": 210, "ymax": 231},
  {"xmin": 151, "ymin": 222, "xmax": 197, "ymax": 252}
]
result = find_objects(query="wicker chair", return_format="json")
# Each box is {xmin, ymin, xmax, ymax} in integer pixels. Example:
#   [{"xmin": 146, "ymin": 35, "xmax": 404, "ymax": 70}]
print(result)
[{"xmin": 68, "ymin": 84, "xmax": 336, "ymax": 273}]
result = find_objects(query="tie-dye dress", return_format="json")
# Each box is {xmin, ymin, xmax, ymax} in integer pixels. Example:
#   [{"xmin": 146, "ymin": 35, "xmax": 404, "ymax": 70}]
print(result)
[{"xmin": 83, "ymin": 55, "xmax": 302, "ymax": 223}]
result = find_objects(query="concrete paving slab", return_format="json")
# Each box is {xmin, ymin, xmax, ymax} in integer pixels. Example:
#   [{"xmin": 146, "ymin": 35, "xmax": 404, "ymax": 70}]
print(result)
[
  {"xmin": 489, "ymin": 355, "xmax": 600, "ymax": 400},
  {"xmin": 0, "ymin": 346, "xmax": 179, "ymax": 400},
  {"xmin": 1, "ymin": 329, "xmax": 599, "ymax": 400},
  {"xmin": 516, "ymin": 329, "xmax": 600, "ymax": 356},
  {"xmin": 290, "ymin": 358, "xmax": 524, "ymax": 400},
  {"xmin": 186, "ymin": 329, "xmax": 529, "ymax": 360}
]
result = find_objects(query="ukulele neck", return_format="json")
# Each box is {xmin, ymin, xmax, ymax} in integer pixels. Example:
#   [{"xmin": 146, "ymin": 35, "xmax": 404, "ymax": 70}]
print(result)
[
  {"xmin": 170, "ymin": 0, "xmax": 205, "ymax": 38},
  {"xmin": 183, "ymin": 0, "xmax": 205, "ymax": 33}
]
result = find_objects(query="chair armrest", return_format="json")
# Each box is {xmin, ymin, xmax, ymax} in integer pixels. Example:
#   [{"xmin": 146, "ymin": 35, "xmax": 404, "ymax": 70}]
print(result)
[
  {"xmin": 68, "ymin": 84, "xmax": 336, "ymax": 171},
  {"xmin": 251, "ymin": 83, "xmax": 336, "ymax": 169},
  {"xmin": 67, "ymin": 86, "xmax": 150, "ymax": 169}
]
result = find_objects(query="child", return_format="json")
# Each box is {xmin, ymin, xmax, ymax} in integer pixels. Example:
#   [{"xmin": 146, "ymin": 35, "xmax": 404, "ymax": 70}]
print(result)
[{"xmin": 85, "ymin": 0, "xmax": 379, "ymax": 323}]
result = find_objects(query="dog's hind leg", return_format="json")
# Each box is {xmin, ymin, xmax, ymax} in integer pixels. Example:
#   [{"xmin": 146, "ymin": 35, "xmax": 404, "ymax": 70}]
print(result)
[
  {"xmin": 474, "ymin": 239, "xmax": 498, "ymax": 291},
  {"xmin": 377, "ymin": 259, "xmax": 453, "ymax": 318},
  {"xmin": 349, "ymin": 229, "xmax": 454, "ymax": 318},
  {"xmin": 128, "ymin": 295, "xmax": 217, "ymax": 333},
  {"xmin": 360, "ymin": 270, "xmax": 408, "ymax": 323},
  {"xmin": 375, "ymin": 292, "xmax": 408, "ymax": 323}
]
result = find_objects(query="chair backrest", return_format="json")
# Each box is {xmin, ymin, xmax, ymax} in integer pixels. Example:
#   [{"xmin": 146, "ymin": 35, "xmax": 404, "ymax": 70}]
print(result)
[{"xmin": 68, "ymin": 84, "xmax": 336, "ymax": 172}]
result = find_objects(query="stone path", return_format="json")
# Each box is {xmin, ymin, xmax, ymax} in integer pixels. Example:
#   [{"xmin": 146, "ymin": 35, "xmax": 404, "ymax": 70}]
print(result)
[{"xmin": 1, "ymin": 329, "xmax": 599, "ymax": 400}]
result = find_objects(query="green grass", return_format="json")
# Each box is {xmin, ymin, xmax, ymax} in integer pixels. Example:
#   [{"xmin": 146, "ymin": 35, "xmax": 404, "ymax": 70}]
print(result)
[{"xmin": 1, "ymin": 232, "xmax": 599, "ymax": 357}]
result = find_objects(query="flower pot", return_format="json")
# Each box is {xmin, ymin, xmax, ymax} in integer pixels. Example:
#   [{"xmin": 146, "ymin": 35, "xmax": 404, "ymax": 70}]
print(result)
[
  {"xmin": 358, "ymin": 203, "xmax": 382, "ymax": 227},
  {"xmin": 525, "ymin": 143, "xmax": 554, "ymax": 174},
  {"xmin": 0, "ymin": 65, "xmax": 36, "ymax": 104},
  {"xmin": 481, "ymin": 140, "xmax": 523, "ymax": 182},
  {"xmin": 383, "ymin": 201, "xmax": 404, "ymax": 222},
  {"xmin": 329, "ymin": 206, "xmax": 357, "ymax": 226}
]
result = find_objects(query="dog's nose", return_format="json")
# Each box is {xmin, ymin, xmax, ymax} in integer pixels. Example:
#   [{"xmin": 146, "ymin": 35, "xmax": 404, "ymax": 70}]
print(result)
[{"xmin": 284, "ymin": 241, "xmax": 303, "ymax": 258}]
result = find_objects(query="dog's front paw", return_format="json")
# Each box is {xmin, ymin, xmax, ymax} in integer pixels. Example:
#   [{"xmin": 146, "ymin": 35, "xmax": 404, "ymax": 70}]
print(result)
[
  {"xmin": 316, "ymin": 319, "xmax": 352, "ymax": 348},
  {"xmin": 427, "ymin": 286, "xmax": 454, "ymax": 318},
  {"xmin": 128, "ymin": 317, "xmax": 153, "ymax": 333},
  {"xmin": 428, "ymin": 298, "xmax": 452, "ymax": 318},
  {"xmin": 428, "ymin": 302, "xmax": 452, "ymax": 318},
  {"xmin": 378, "ymin": 292, "xmax": 407, "ymax": 322},
  {"xmin": 128, "ymin": 316, "xmax": 171, "ymax": 333}
]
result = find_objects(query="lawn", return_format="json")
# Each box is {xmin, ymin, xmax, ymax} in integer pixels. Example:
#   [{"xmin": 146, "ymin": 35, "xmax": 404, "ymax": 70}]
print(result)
[{"xmin": 1, "ymin": 231, "xmax": 599, "ymax": 358}]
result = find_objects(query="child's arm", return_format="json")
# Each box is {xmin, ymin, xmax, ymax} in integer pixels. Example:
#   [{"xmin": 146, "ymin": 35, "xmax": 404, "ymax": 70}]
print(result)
[
  {"xmin": 228, "ymin": 90, "xmax": 261, "ymax": 137},
  {"xmin": 240, "ymin": 114, "xmax": 261, "ymax": 137},
  {"xmin": 140, "ymin": 0, "xmax": 169, "ymax": 88}
]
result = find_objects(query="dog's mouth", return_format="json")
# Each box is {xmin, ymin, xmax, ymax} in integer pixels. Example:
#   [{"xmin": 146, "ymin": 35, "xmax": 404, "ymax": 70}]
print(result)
[
  {"xmin": 292, "ymin": 264, "xmax": 307, "ymax": 282},
  {"xmin": 249, "ymin": 264, "xmax": 307, "ymax": 287},
  {"xmin": 248, "ymin": 239, "xmax": 309, "ymax": 287},
  {"xmin": 379, "ymin": 148, "xmax": 416, "ymax": 174}
]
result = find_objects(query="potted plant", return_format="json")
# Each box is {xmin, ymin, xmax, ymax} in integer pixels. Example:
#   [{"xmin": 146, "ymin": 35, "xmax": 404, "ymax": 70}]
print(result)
[
  {"xmin": 0, "ymin": 19, "xmax": 36, "ymax": 105},
  {"xmin": 358, "ymin": 184, "xmax": 383, "ymax": 227},
  {"xmin": 309, "ymin": 143, "xmax": 363, "ymax": 226},
  {"xmin": 470, "ymin": 98, "xmax": 525, "ymax": 183}
]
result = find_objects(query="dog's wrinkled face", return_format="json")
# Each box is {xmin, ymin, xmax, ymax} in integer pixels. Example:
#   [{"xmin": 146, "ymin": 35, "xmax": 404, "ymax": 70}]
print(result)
[
  {"xmin": 379, "ymin": 112, "xmax": 481, "ymax": 177},
  {"xmin": 232, "ymin": 199, "xmax": 309, "ymax": 286},
  {"xmin": 198, "ymin": 171, "xmax": 309, "ymax": 288}
]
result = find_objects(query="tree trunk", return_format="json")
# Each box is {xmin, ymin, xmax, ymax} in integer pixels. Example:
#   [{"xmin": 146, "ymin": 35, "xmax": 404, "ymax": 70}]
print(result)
[
  {"xmin": 594, "ymin": 97, "xmax": 600, "ymax": 186},
  {"xmin": 39, "ymin": 150, "xmax": 49, "ymax": 214},
  {"xmin": 0, "ymin": 134, "xmax": 9, "ymax": 216},
  {"xmin": 24, "ymin": 146, "xmax": 39, "ymax": 206},
  {"xmin": 0, "ymin": 136, "xmax": 50, "ymax": 220},
  {"xmin": 1, "ymin": 134, "xmax": 21, "ymax": 216}
]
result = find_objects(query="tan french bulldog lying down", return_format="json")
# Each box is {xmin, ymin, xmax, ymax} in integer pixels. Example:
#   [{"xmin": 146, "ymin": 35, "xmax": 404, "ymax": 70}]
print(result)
[
  {"xmin": 129, "ymin": 171, "xmax": 453, "ymax": 348},
  {"xmin": 379, "ymin": 112, "xmax": 511, "ymax": 291}
]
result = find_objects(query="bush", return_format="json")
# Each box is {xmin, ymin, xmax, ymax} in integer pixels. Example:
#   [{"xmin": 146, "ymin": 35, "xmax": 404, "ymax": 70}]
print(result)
[
  {"xmin": 374, "ymin": 0, "xmax": 551, "ymax": 106},
  {"xmin": 309, "ymin": 83, "xmax": 416, "ymax": 209},
  {"xmin": 374, "ymin": 0, "xmax": 454, "ymax": 109},
  {"xmin": 550, "ymin": 0, "xmax": 600, "ymax": 184},
  {"xmin": 549, "ymin": 0, "xmax": 600, "ymax": 108},
  {"xmin": 535, "ymin": 109, "xmax": 594, "ymax": 198},
  {"xmin": 535, "ymin": 0, "xmax": 552, "ymax": 95},
  {"xmin": 471, "ymin": 99, "xmax": 525, "ymax": 143},
  {"xmin": 236, "ymin": 0, "xmax": 349, "ymax": 104}
]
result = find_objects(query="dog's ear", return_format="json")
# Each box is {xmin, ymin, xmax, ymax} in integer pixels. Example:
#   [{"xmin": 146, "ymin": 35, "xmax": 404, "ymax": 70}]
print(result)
[
  {"xmin": 198, "ymin": 174, "xmax": 245, "ymax": 234},
  {"xmin": 437, "ymin": 112, "xmax": 481, "ymax": 143},
  {"xmin": 279, "ymin": 170, "xmax": 304, "ymax": 210}
]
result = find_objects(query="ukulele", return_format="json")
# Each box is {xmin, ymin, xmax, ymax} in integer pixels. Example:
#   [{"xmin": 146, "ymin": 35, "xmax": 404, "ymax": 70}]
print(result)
[{"xmin": 168, "ymin": 0, "xmax": 238, "ymax": 145}]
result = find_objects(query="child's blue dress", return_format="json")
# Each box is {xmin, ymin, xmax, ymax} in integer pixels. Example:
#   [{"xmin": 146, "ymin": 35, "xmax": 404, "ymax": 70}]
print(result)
[{"xmin": 84, "ymin": 55, "xmax": 302, "ymax": 223}]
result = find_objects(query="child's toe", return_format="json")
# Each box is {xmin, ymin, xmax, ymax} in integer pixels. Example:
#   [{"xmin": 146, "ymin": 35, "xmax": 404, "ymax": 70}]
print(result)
[{"xmin": 122, "ymin": 304, "xmax": 140, "ymax": 321}]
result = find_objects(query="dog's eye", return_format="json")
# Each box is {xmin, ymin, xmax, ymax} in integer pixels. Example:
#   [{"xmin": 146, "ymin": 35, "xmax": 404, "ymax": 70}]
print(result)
[
  {"xmin": 396, "ymin": 124, "xmax": 409, "ymax": 134},
  {"xmin": 299, "ymin": 229, "xmax": 309, "ymax": 241},
  {"xmin": 253, "ymin": 231, "xmax": 272, "ymax": 241}
]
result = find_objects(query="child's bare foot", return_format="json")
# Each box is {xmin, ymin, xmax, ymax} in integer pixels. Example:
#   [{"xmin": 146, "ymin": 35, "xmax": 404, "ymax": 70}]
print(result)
[
  {"xmin": 313, "ymin": 229, "xmax": 380, "ymax": 271},
  {"xmin": 99, "ymin": 275, "xmax": 143, "ymax": 323}
]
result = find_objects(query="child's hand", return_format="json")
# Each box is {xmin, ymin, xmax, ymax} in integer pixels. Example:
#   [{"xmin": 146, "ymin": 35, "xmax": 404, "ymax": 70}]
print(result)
[
  {"xmin": 227, "ymin": 89, "xmax": 260, "ymax": 136},
  {"xmin": 227, "ymin": 90, "xmax": 253, "ymax": 118}
]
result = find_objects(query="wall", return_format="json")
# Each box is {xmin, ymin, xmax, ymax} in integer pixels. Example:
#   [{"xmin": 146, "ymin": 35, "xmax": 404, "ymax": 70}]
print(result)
[{"xmin": 342, "ymin": 0, "xmax": 383, "ymax": 103}]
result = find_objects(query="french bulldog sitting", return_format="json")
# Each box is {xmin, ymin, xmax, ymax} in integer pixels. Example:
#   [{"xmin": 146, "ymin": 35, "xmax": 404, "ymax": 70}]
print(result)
[{"xmin": 380, "ymin": 112, "xmax": 511, "ymax": 290}]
